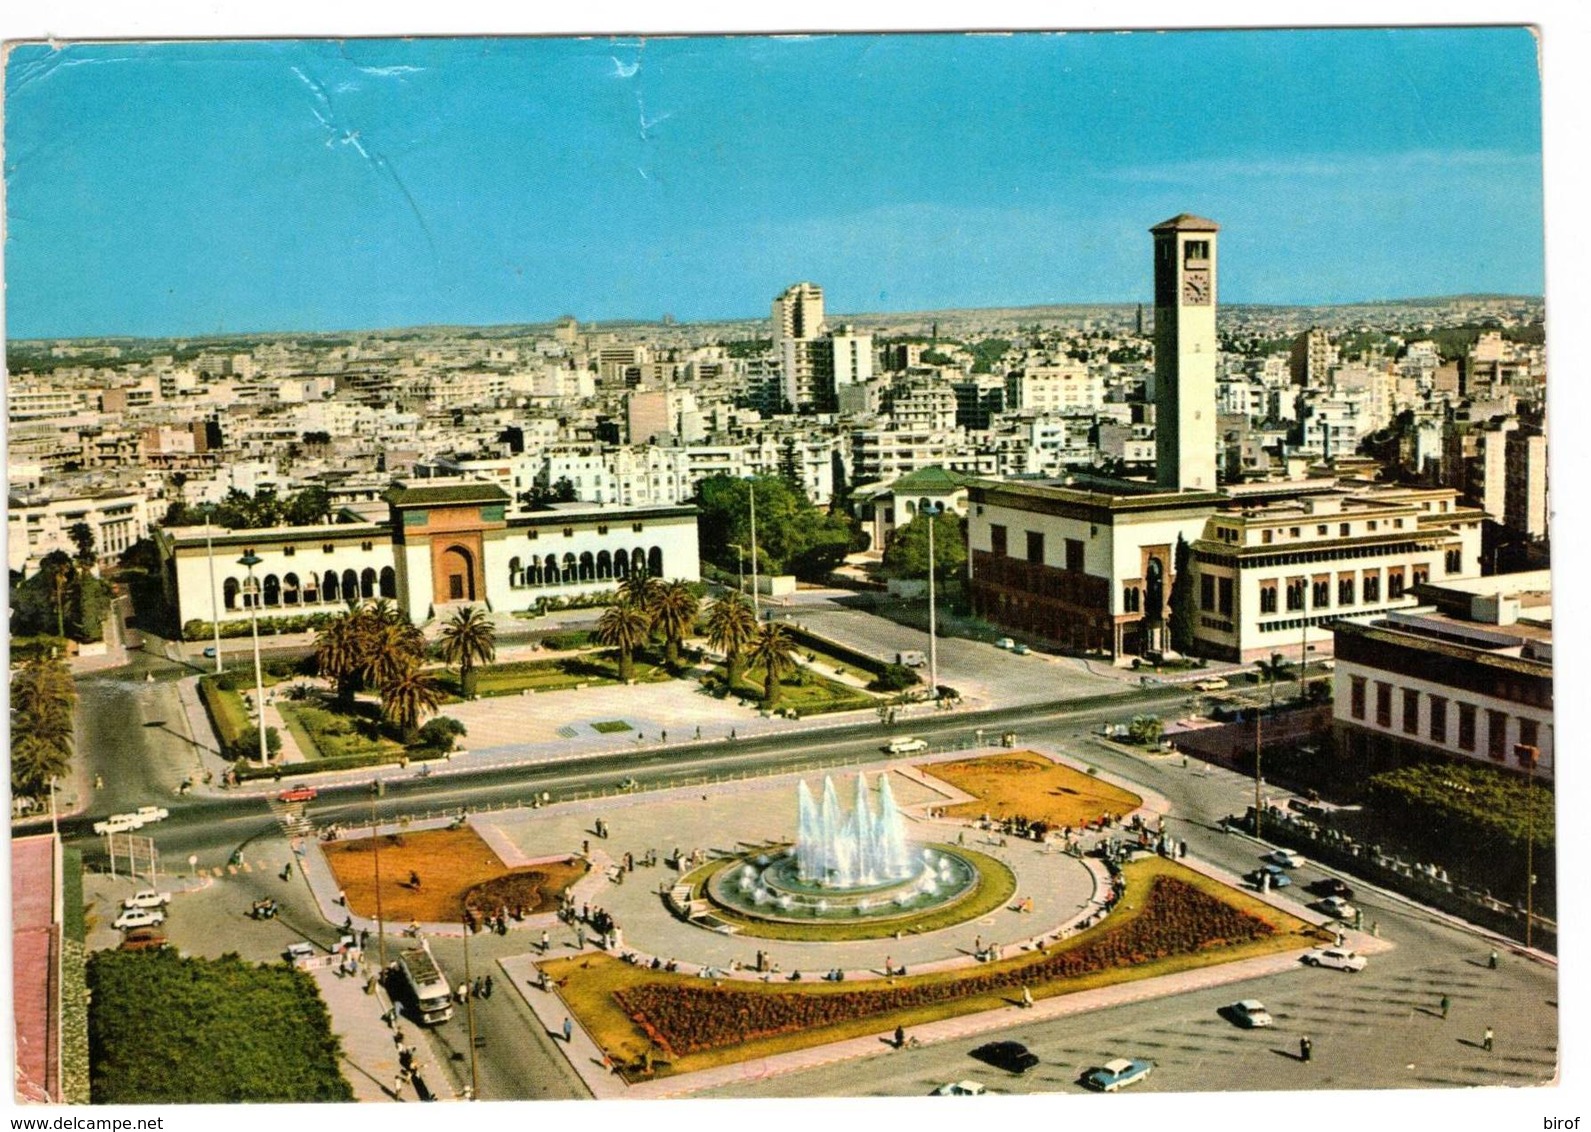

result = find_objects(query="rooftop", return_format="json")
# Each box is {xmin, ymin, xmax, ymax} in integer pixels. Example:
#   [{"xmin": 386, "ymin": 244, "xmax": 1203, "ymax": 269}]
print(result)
[
  {"xmin": 1151, "ymin": 213, "xmax": 1220, "ymax": 233},
  {"xmin": 385, "ymin": 481, "xmax": 512, "ymax": 507}
]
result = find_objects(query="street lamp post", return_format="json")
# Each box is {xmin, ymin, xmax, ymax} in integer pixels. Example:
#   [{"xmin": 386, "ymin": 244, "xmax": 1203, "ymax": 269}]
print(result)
[
  {"xmin": 205, "ymin": 507, "xmax": 223, "ymax": 675},
  {"xmin": 926, "ymin": 509, "xmax": 939, "ymax": 702},
  {"xmin": 1517, "ymin": 743, "xmax": 1540, "ymax": 949},
  {"xmin": 238, "ymin": 551, "xmax": 269, "ymax": 766},
  {"xmin": 728, "ymin": 544, "xmax": 746, "ymax": 597},
  {"xmin": 370, "ymin": 783, "xmax": 387, "ymax": 970},
  {"xmin": 748, "ymin": 483, "xmax": 760, "ymax": 617}
]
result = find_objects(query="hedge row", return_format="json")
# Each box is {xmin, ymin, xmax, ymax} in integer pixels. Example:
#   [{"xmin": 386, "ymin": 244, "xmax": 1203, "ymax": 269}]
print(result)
[
  {"xmin": 183, "ymin": 613, "xmax": 338, "ymax": 641},
  {"xmin": 233, "ymin": 747, "xmax": 448, "ymax": 781}
]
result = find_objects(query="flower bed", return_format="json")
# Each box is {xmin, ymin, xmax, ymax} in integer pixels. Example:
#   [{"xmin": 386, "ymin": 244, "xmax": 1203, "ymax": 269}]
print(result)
[{"xmin": 615, "ymin": 874, "xmax": 1272, "ymax": 1057}]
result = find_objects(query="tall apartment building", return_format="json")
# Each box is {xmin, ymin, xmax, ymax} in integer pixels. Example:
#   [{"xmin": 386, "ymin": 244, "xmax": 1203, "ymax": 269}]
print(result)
[
  {"xmin": 1503, "ymin": 425, "xmax": 1549, "ymax": 539},
  {"xmin": 771, "ymin": 282, "xmax": 824, "ymax": 346},
  {"xmin": 1289, "ymin": 327, "xmax": 1337, "ymax": 386},
  {"xmin": 1004, "ymin": 362, "xmax": 1103, "ymax": 414}
]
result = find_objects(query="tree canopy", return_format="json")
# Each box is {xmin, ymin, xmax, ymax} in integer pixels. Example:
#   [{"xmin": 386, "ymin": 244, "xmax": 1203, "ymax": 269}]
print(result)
[
  {"xmin": 692, "ymin": 474, "xmax": 863, "ymax": 579},
  {"xmin": 880, "ymin": 511, "xmax": 967, "ymax": 585}
]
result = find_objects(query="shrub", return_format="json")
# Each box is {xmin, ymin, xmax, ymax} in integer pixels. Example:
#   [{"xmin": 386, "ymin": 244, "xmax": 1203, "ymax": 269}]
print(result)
[
  {"xmin": 230, "ymin": 725, "xmax": 281, "ymax": 762},
  {"xmin": 869, "ymin": 663, "xmax": 920, "ymax": 693},
  {"xmin": 418, "ymin": 716, "xmax": 467, "ymax": 752}
]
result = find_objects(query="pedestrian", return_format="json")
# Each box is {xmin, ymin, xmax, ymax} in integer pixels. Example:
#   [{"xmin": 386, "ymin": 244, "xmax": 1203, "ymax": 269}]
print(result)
[
  {"xmin": 1483, "ymin": 1026, "xmax": 1494, "ymax": 1052},
  {"xmin": 661, "ymin": 730, "xmax": 667, "ymax": 743},
  {"xmin": 1299, "ymin": 1036, "xmax": 1313, "ymax": 1062},
  {"xmin": 894, "ymin": 1025, "xmax": 906, "ymax": 1049},
  {"xmin": 474, "ymin": 976, "xmax": 484, "ymax": 998},
  {"xmin": 1021, "ymin": 985, "xmax": 1034, "ymax": 1009},
  {"xmin": 336, "ymin": 888, "xmax": 347, "ymax": 906},
  {"xmin": 1440, "ymin": 994, "xmax": 1451, "ymax": 1019},
  {"xmin": 563, "ymin": 1017, "xmax": 574, "ymax": 1043},
  {"xmin": 541, "ymin": 929, "xmax": 551, "ymax": 953},
  {"xmin": 582, "ymin": 839, "xmax": 590, "ymax": 857},
  {"xmin": 484, "ymin": 974, "xmax": 494, "ymax": 998},
  {"xmin": 576, "ymin": 926, "xmax": 586, "ymax": 949},
  {"xmin": 1488, "ymin": 949, "xmax": 1499, "ymax": 969},
  {"xmin": 694, "ymin": 725, "xmax": 701, "ymax": 740},
  {"xmin": 409, "ymin": 870, "xmax": 421, "ymax": 890}
]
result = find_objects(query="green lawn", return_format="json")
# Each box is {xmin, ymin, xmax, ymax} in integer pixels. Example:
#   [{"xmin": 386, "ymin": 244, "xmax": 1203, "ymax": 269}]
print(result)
[
  {"xmin": 713, "ymin": 663, "xmax": 875, "ymax": 716},
  {"xmin": 275, "ymin": 699, "xmax": 407, "ymax": 761},
  {"xmin": 591, "ymin": 720, "xmax": 634, "ymax": 734},
  {"xmin": 435, "ymin": 651, "xmax": 677, "ymax": 699},
  {"xmin": 87, "ymin": 951, "xmax": 352, "ymax": 1104}
]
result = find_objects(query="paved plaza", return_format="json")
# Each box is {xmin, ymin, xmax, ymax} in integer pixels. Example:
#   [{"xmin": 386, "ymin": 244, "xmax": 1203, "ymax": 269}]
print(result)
[{"xmin": 477, "ymin": 755, "xmax": 1108, "ymax": 976}]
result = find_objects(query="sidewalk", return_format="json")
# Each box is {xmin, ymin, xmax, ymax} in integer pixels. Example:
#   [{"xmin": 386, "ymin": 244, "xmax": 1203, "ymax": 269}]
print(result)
[{"xmin": 309, "ymin": 964, "xmax": 406, "ymax": 1103}]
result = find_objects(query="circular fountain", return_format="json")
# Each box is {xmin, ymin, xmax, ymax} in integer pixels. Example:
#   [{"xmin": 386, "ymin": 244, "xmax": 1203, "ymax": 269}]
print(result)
[{"xmin": 704, "ymin": 772, "xmax": 982, "ymax": 926}]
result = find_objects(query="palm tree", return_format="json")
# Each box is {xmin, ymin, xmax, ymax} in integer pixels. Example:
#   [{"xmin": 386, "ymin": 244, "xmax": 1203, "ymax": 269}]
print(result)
[
  {"xmin": 748, "ymin": 622, "xmax": 797, "ymax": 708},
  {"xmin": 10, "ymin": 656, "xmax": 76, "ymax": 800},
  {"xmin": 619, "ymin": 569, "xmax": 660, "ymax": 612},
  {"xmin": 705, "ymin": 591, "xmax": 758, "ymax": 689},
  {"xmin": 379, "ymin": 664, "xmax": 443, "ymax": 744},
  {"xmin": 439, "ymin": 605, "xmax": 496, "ymax": 696},
  {"xmin": 596, "ymin": 598, "xmax": 652, "ymax": 683},
  {"xmin": 315, "ymin": 611, "xmax": 367, "ymax": 707},
  {"xmin": 650, "ymin": 581, "xmax": 700, "ymax": 670},
  {"xmin": 362, "ymin": 617, "xmax": 426, "ymax": 693},
  {"xmin": 1253, "ymin": 652, "xmax": 1293, "ymax": 711}
]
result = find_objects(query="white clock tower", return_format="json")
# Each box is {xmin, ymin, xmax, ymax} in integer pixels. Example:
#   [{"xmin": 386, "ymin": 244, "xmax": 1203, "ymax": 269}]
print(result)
[{"xmin": 1152, "ymin": 214, "xmax": 1219, "ymax": 491}]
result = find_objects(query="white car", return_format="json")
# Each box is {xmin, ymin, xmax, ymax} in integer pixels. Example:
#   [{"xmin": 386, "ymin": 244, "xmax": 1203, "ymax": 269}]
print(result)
[
  {"xmin": 1264, "ymin": 849, "xmax": 1306, "ymax": 869},
  {"xmin": 92, "ymin": 815, "xmax": 139, "ymax": 837},
  {"xmin": 884, "ymin": 737, "xmax": 929, "ymax": 754},
  {"xmin": 1302, "ymin": 947, "xmax": 1367, "ymax": 972},
  {"xmin": 113, "ymin": 907, "xmax": 166, "ymax": 931},
  {"xmin": 135, "ymin": 806, "xmax": 169, "ymax": 823},
  {"xmin": 1316, "ymin": 896, "xmax": 1357, "ymax": 921},
  {"xmin": 1193, "ymin": 677, "xmax": 1229, "ymax": 692},
  {"xmin": 1223, "ymin": 1000, "xmax": 1274, "ymax": 1028},
  {"xmin": 932, "ymin": 1081, "xmax": 987, "ymax": 1096},
  {"xmin": 123, "ymin": 889, "xmax": 172, "ymax": 910},
  {"xmin": 994, "ymin": 637, "xmax": 1015, "ymax": 650}
]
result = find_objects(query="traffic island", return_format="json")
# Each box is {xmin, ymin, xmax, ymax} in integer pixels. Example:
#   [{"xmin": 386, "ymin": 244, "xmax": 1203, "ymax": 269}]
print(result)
[{"xmin": 322, "ymin": 825, "xmax": 587, "ymax": 924}]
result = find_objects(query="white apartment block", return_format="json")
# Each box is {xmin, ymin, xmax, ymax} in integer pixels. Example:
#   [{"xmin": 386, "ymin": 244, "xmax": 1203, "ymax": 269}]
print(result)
[{"xmin": 8, "ymin": 490, "xmax": 148, "ymax": 574}]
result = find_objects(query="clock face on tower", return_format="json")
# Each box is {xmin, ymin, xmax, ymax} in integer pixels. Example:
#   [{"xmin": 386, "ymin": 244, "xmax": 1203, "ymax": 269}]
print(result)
[{"xmin": 1182, "ymin": 269, "xmax": 1211, "ymax": 306}]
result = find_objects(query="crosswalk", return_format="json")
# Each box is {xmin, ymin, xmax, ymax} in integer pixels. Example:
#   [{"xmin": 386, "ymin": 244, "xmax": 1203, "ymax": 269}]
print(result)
[{"xmin": 267, "ymin": 798, "xmax": 315, "ymax": 837}]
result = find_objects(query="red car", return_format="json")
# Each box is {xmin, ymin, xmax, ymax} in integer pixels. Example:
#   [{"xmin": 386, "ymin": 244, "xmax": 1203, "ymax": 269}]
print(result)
[{"xmin": 277, "ymin": 786, "xmax": 318, "ymax": 803}]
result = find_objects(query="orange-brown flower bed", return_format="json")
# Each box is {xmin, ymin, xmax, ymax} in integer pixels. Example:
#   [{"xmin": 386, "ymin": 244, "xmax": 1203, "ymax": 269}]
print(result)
[
  {"xmin": 323, "ymin": 826, "xmax": 585, "ymax": 922},
  {"xmin": 921, "ymin": 751, "xmax": 1142, "ymax": 829},
  {"xmin": 615, "ymin": 874, "xmax": 1272, "ymax": 1057}
]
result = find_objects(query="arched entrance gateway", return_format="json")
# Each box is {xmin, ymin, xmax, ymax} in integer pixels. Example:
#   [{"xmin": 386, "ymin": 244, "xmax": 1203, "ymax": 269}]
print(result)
[{"xmin": 438, "ymin": 545, "xmax": 476, "ymax": 603}]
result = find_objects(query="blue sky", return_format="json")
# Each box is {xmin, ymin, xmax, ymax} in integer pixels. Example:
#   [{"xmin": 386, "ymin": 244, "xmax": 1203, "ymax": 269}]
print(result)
[{"xmin": 4, "ymin": 28, "xmax": 1544, "ymax": 339}]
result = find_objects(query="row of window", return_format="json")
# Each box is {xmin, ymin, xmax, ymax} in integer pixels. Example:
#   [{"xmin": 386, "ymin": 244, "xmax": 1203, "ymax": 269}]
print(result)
[
  {"xmin": 507, "ymin": 547, "xmax": 664, "ymax": 588},
  {"xmin": 223, "ymin": 567, "xmax": 397, "ymax": 610},
  {"xmin": 1255, "ymin": 566, "xmax": 1428, "ymax": 614},
  {"xmin": 1349, "ymin": 676, "xmax": 1542, "ymax": 765},
  {"xmin": 277, "ymin": 541, "xmax": 377, "ymax": 557},
  {"xmin": 988, "ymin": 525, "xmax": 1087, "ymax": 571},
  {"xmin": 1257, "ymin": 517, "xmax": 1407, "ymax": 546}
]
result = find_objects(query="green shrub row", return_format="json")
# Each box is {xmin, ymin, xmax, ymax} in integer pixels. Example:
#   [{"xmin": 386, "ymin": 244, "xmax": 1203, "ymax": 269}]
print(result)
[
  {"xmin": 234, "ymin": 747, "xmax": 447, "ymax": 781},
  {"xmin": 183, "ymin": 613, "xmax": 337, "ymax": 641}
]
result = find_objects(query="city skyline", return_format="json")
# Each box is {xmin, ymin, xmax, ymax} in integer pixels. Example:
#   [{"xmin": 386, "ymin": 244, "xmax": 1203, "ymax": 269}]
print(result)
[{"xmin": 5, "ymin": 28, "xmax": 1545, "ymax": 341}]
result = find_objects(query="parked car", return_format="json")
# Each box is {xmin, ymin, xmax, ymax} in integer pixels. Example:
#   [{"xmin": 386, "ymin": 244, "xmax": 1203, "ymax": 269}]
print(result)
[
  {"xmin": 1221, "ymin": 1000, "xmax": 1274, "ymax": 1028},
  {"xmin": 122, "ymin": 889, "xmax": 172, "ymax": 910},
  {"xmin": 1316, "ymin": 896, "xmax": 1358, "ymax": 921},
  {"xmin": 284, "ymin": 941, "xmax": 317, "ymax": 962},
  {"xmin": 113, "ymin": 907, "xmax": 166, "ymax": 931},
  {"xmin": 1307, "ymin": 877, "xmax": 1355, "ymax": 900},
  {"xmin": 970, "ymin": 1041, "xmax": 1040, "ymax": 1074},
  {"xmin": 277, "ymin": 786, "xmax": 318, "ymax": 803},
  {"xmin": 1082, "ymin": 1057, "xmax": 1154, "ymax": 1092},
  {"xmin": 1264, "ymin": 849, "xmax": 1306, "ymax": 868},
  {"xmin": 134, "ymin": 806, "xmax": 169, "ymax": 824},
  {"xmin": 932, "ymin": 1081, "xmax": 987, "ymax": 1096},
  {"xmin": 1193, "ymin": 677, "xmax": 1229, "ymax": 692},
  {"xmin": 1247, "ymin": 865, "xmax": 1291, "ymax": 888},
  {"xmin": 994, "ymin": 637, "xmax": 1015, "ymax": 650},
  {"xmin": 884, "ymin": 737, "xmax": 929, "ymax": 755},
  {"xmin": 119, "ymin": 927, "xmax": 169, "ymax": 952},
  {"xmin": 1302, "ymin": 947, "xmax": 1367, "ymax": 972},
  {"xmin": 1011, "ymin": 643, "xmax": 1031, "ymax": 655}
]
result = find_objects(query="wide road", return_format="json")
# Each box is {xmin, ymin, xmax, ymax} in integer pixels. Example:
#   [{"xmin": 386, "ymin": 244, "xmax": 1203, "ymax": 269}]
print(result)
[{"xmin": 50, "ymin": 678, "xmax": 1196, "ymax": 867}]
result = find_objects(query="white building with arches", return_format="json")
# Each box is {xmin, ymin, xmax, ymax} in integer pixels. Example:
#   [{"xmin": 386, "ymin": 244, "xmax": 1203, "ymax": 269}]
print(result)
[{"xmin": 155, "ymin": 480, "xmax": 700, "ymax": 630}]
